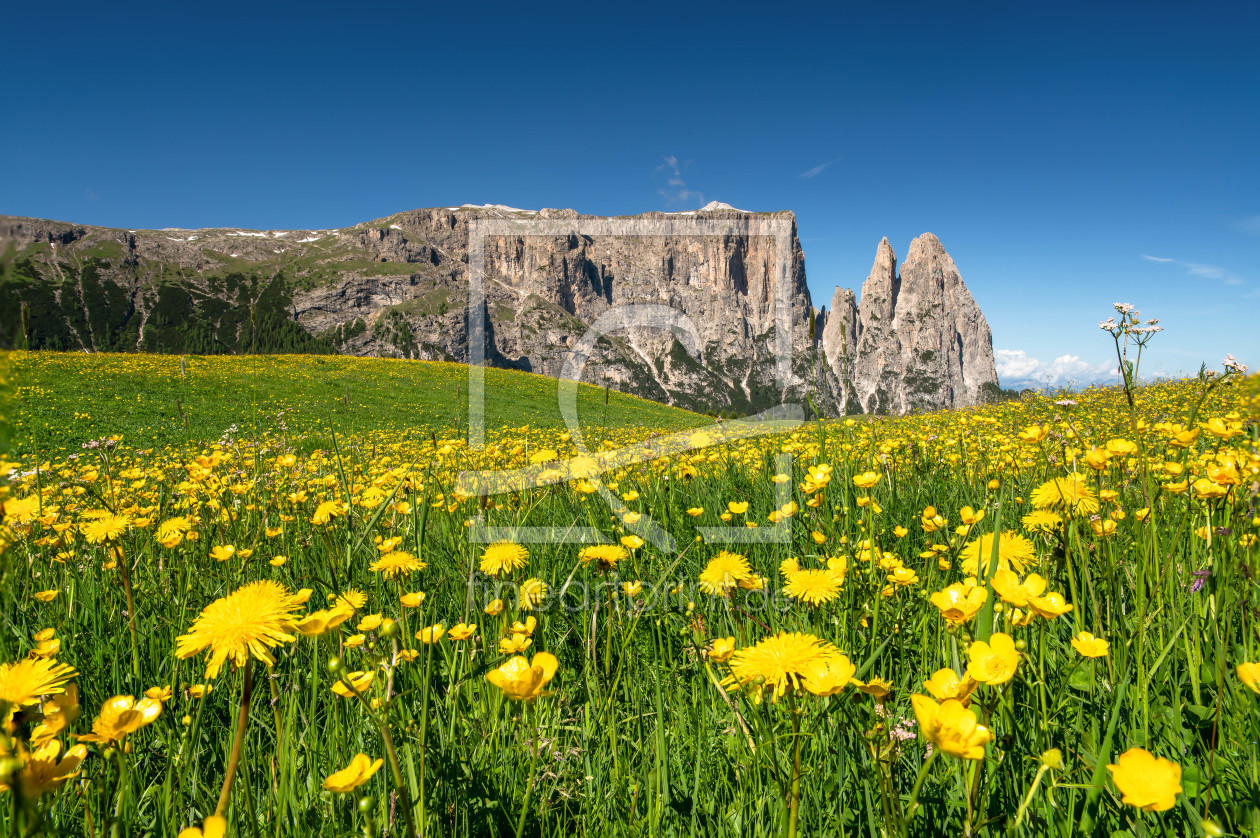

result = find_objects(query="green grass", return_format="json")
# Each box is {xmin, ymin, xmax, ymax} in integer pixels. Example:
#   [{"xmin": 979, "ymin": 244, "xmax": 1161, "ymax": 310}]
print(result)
[{"xmin": 10, "ymin": 352, "xmax": 708, "ymax": 457}]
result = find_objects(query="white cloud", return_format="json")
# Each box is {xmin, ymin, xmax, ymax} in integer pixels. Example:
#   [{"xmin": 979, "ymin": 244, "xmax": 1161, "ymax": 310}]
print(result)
[
  {"xmin": 1142, "ymin": 254, "xmax": 1245, "ymax": 286},
  {"xmin": 799, "ymin": 159, "xmax": 836, "ymax": 178},
  {"xmin": 994, "ymin": 349, "xmax": 1117, "ymax": 389},
  {"xmin": 655, "ymin": 155, "xmax": 703, "ymax": 207}
]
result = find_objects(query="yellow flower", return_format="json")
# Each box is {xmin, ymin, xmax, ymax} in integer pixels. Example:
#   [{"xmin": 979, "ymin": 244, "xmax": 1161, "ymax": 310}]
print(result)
[
  {"xmin": 178, "ymin": 816, "xmax": 227, "ymax": 838},
  {"xmin": 417, "ymin": 623, "xmax": 445, "ymax": 644},
  {"xmin": 484, "ymin": 598, "xmax": 504, "ymax": 616},
  {"xmin": 323, "ymin": 753, "xmax": 385, "ymax": 792},
  {"xmin": 1235, "ymin": 662, "xmax": 1260, "ymax": 695},
  {"xmin": 783, "ymin": 568, "xmax": 845, "ymax": 605},
  {"xmin": 209, "ymin": 544, "xmax": 236, "ymax": 562},
  {"xmin": 448, "ymin": 623, "xmax": 477, "ymax": 640},
  {"xmin": 400, "ymin": 591, "xmax": 427, "ymax": 608},
  {"xmin": 1070, "ymin": 632, "xmax": 1110, "ymax": 657},
  {"xmin": 929, "ymin": 582, "xmax": 988, "ymax": 625},
  {"xmin": 499, "ymin": 633, "xmax": 532, "ymax": 654},
  {"xmin": 911, "ymin": 695, "xmax": 991, "ymax": 759},
  {"xmin": 725, "ymin": 631, "xmax": 842, "ymax": 702},
  {"xmin": 33, "ymin": 590, "xmax": 59, "ymax": 603},
  {"xmin": 852, "ymin": 471, "xmax": 880, "ymax": 489},
  {"xmin": 854, "ymin": 676, "xmax": 893, "ymax": 698},
  {"xmin": 959, "ymin": 506, "xmax": 985, "ymax": 526},
  {"xmin": 331, "ymin": 671, "xmax": 374, "ymax": 697},
  {"xmin": 296, "ymin": 609, "xmax": 351, "ymax": 637},
  {"xmin": 175, "ymin": 581, "xmax": 308, "ymax": 678},
  {"xmin": 144, "ymin": 685, "xmax": 173, "ymax": 702},
  {"xmin": 579, "ymin": 544, "xmax": 627, "ymax": 572},
  {"xmin": 0, "ymin": 657, "xmax": 77, "ymax": 707},
  {"xmin": 1107, "ymin": 748, "xmax": 1182, "ymax": 812},
  {"xmin": 356, "ymin": 614, "xmax": 384, "ymax": 632},
  {"xmin": 686, "ymin": 507, "xmax": 704, "ymax": 517},
  {"xmin": 479, "ymin": 542, "xmax": 529, "ymax": 576},
  {"xmin": 1017, "ymin": 425, "xmax": 1048, "ymax": 444},
  {"xmin": 369, "ymin": 550, "xmax": 426, "ymax": 578},
  {"xmin": 727, "ymin": 501, "xmax": 749, "ymax": 514},
  {"xmin": 802, "ymin": 654, "xmax": 858, "ymax": 697},
  {"xmin": 966, "ymin": 632, "xmax": 1020, "ymax": 686},
  {"xmin": 77, "ymin": 695, "xmax": 162, "ymax": 744},
  {"xmin": 698, "ymin": 551, "xmax": 752, "ymax": 596},
  {"xmin": 519, "ymin": 577, "xmax": 549, "ymax": 610},
  {"xmin": 508, "ymin": 616, "xmax": 537, "ymax": 636},
  {"xmin": 923, "ymin": 668, "xmax": 978, "ymax": 704},
  {"xmin": 1028, "ymin": 591, "xmax": 1073, "ymax": 619},
  {"xmin": 708, "ymin": 637, "xmax": 736, "ymax": 663},
  {"xmin": 486, "ymin": 652, "xmax": 558, "ymax": 701},
  {"xmin": 1, "ymin": 740, "xmax": 88, "ymax": 797},
  {"xmin": 959, "ymin": 531, "xmax": 1036, "ymax": 576},
  {"xmin": 621, "ymin": 580, "xmax": 643, "ymax": 597},
  {"xmin": 1030, "ymin": 476, "xmax": 1099, "ymax": 515},
  {"xmin": 620, "ymin": 534, "xmax": 645, "ymax": 550},
  {"xmin": 80, "ymin": 513, "xmax": 130, "ymax": 543},
  {"xmin": 1021, "ymin": 510, "xmax": 1062, "ymax": 533},
  {"xmin": 990, "ymin": 568, "xmax": 1047, "ymax": 607}
]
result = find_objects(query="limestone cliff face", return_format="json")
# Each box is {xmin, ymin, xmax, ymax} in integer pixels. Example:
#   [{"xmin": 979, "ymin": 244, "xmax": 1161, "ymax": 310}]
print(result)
[
  {"xmin": 0, "ymin": 207, "xmax": 996, "ymax": 415},
  {"xmin": 819, "ymin": 233, "xmax": 998, "ymax": 413}
]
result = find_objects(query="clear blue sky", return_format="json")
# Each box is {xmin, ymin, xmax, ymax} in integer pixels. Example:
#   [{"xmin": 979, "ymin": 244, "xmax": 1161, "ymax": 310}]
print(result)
[{"xmin": 3, "ymin": 1, "xmax": 1257, "ymax": 386}]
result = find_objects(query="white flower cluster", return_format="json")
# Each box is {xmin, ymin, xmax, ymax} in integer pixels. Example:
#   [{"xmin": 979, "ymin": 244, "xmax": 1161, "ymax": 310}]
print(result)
[
  {"xmin": 1223, "ymin": 354, "xmax": 1249, "ymax": 375},
  {"xmin": 1099, "ymin": 304, "xmax": 1163, "ymax": 336}
]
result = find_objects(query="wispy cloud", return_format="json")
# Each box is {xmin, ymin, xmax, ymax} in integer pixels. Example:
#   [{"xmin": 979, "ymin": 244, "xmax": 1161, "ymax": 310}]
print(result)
[
  {"xmin": 655, "ymin": 155, "xmax": 703, "ymax": 207},
  {"xmin": 1142, "ymin": 254, "xmax": 1245, "ymax": 286},
  {"xmin": 799, "ymin": 159, "xmax": 837, "ymax": 179},
  {"xmin": 995, "ymin": 349, "xmax": 1118, "ymax": 388}
]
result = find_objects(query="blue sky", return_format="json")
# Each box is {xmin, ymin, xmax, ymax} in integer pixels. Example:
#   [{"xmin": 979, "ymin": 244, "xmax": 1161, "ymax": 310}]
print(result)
[{"xmin": 2, "ymin": 1, "xmax": 1257, "ymax": 386}]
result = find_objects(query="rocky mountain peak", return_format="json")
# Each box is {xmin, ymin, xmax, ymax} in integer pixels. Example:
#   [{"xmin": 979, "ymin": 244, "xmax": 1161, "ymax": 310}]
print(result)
[{"xmin": 820, "ymin": 233, "xmax": 997, "ymax": 414}]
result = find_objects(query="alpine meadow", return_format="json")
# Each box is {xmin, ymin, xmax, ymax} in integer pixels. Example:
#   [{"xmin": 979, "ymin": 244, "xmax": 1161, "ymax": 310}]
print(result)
[{"xmin": 1, "ymin": 306, "xmax": 1258, "ymax": 837}]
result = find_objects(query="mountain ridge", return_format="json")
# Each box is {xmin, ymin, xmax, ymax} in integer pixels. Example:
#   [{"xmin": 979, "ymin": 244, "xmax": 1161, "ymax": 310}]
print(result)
[{"xmin": 1, "ymin": 205, "xmax": 999, "ymax": 415}]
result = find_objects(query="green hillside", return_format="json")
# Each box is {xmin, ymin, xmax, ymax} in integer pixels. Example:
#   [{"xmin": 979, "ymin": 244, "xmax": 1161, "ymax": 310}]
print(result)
[{"xmin": 10, "ymin": 352, "xmax": 709, "ymax": 455}]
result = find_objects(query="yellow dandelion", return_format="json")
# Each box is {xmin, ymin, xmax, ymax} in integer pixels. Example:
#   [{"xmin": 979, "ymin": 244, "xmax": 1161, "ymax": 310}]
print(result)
[{"xmin": 175, "ymin": 581, "xmax": 307, "ymax": 679}]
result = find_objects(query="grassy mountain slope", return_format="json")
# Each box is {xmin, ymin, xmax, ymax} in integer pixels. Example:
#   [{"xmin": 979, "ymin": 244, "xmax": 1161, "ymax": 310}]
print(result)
[{"xmin": 11, "ymin": 352, "xmax": 709, "ymax": 455}]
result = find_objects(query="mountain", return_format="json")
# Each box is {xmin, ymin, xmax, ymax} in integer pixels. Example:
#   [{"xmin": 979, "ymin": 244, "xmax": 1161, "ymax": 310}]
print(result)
[
  {"xmin": 821, "ymin": 234, "xmax": 1000, "ymax": 413},
  {"xmin": 0, "ymin": 205, "xmax": 999, "ymax": 415}
]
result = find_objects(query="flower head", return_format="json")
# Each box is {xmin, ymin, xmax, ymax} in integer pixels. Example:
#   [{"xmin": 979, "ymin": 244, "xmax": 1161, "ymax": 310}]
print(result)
[
  {"xmin": 783, "ymin": 568, "xmax": 845, "ymax": 606},
  {"xmin": 725, "ymin": 631, "xmax": 842, "ymax": 702},
  {"xmin": 323, "ymin": 753, "xmax": 384, "ymax": 793},
  {"xmin": 175, "ymin": 581, "xmax": 308, "ymax": 678},
  {"xmin": 698, "ymin": 551, "xmax": 752, "ymax": 596},
  {"xmin": 911, "ymin": 695, "xmax": 991, "ymax": 759},
  {"xmin": 486, "ymin": 652, "xmax": 558, "ymax": 701},
  {"xmin": 0, "ymin": 658, "xmax": 77, "ymax": 707},
  {"xmin": 77, "ymin": 695, "xmax": 162, "ymax": 744},
  {"xmin": 479, "ymin": 542, "xmax": 529, "ymax": 577},
  {"xmin": 369, "ymin": 550, "xmax": 426, "ymax": 579},
  {"xmin": 1070, "ymin": 632, "xmax": 1110, "ymax": 658},
  {"xmin": 1107, "ymin": 748, "xmax": 1181, "ymax": 812},
  {"xmin": 578, "ymin": 544, "xmax": 627, "ymax": 572},
  {"xmin": 929, "ymin": 582, "xmax": 988, "ymax": 625},
  {"xmin": 923, "ymin": 668, "xmax": 978, "ymax": 704},
  {"xmin": 966, "ymin": 632, "xmax": 1020, "ymax": 686},
  {"xmin": 1031, "ymin": 476, "xmax": 1099, "ymax": 515},
  {"xmin": 959, "ymin": 531, "xmax": 1036, "ymax": 576}
]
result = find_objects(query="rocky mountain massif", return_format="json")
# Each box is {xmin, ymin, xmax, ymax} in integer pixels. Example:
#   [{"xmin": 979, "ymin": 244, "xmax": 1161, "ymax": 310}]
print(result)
[{"xmin": 0, "ymin": 203, "xmax": 998, "ymax": 415}]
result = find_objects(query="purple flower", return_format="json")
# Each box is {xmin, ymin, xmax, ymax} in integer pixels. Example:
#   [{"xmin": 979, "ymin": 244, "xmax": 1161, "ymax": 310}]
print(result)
[{"xmin": 1190, "ymin": 569, "xmax": 1210, "ymax": 593}]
